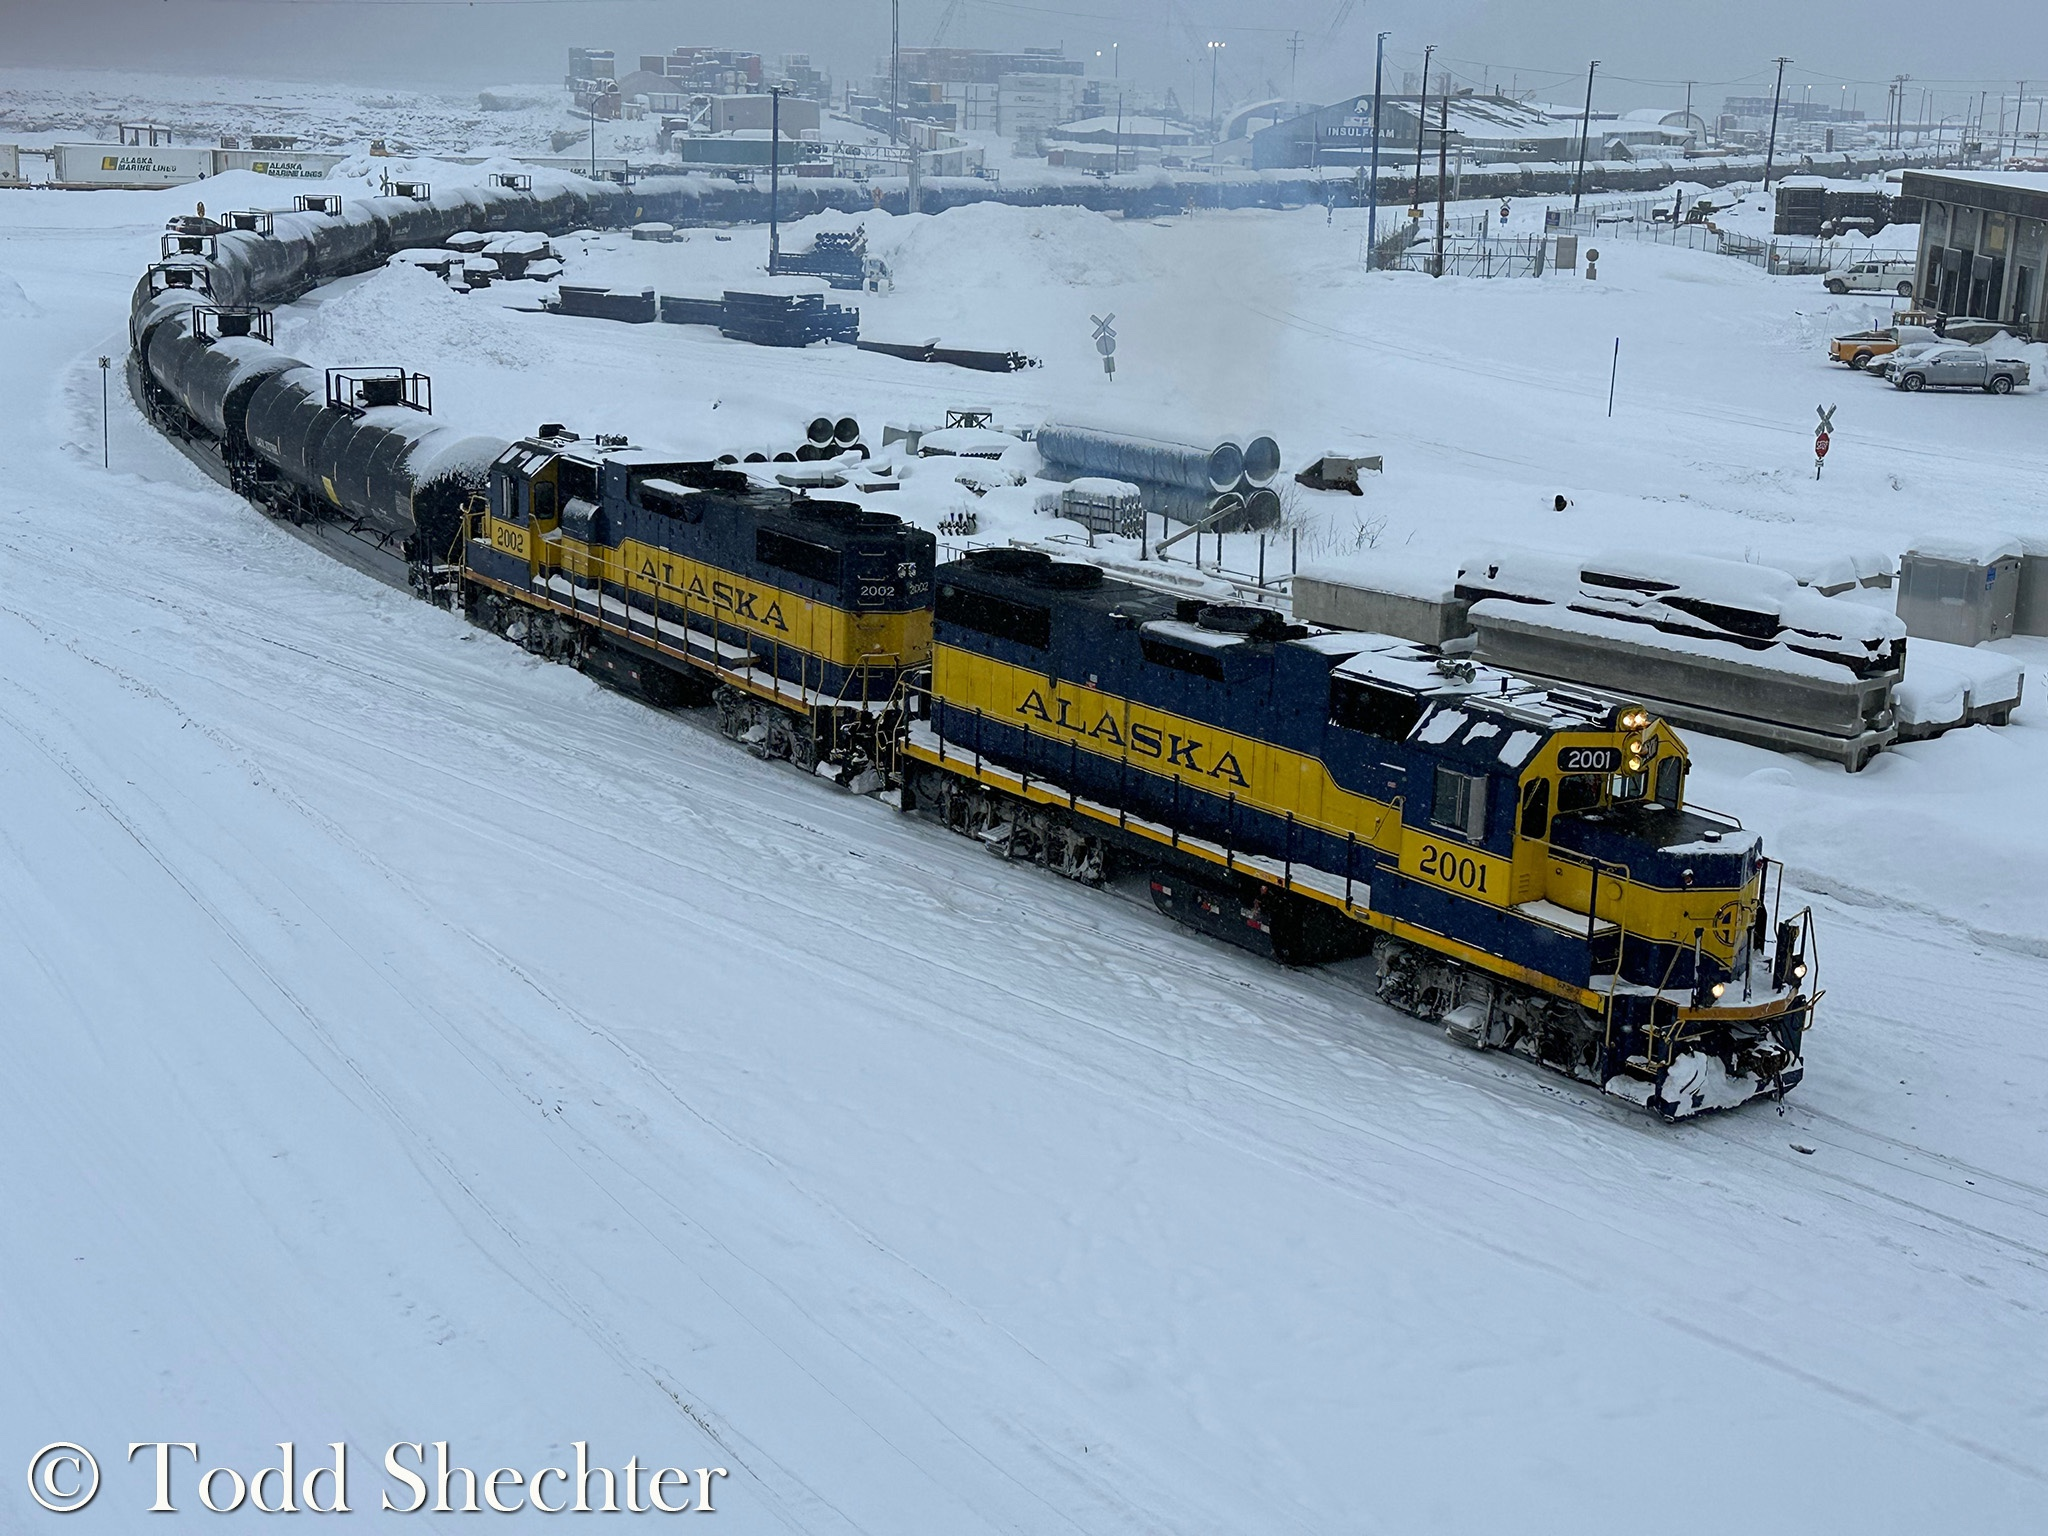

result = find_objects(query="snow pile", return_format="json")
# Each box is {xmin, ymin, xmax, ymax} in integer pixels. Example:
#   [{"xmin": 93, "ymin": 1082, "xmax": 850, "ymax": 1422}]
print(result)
[
  {"xmin": 281, "ymin": 261, "xmax": 535, "ymax": 372},
  {"xmin": 0, "ymin": 269, "xmax": 37, "ymax": 319},
  {"xmin": 860, "ymin": 202, "xmax": 1156, "ymax": 289}
]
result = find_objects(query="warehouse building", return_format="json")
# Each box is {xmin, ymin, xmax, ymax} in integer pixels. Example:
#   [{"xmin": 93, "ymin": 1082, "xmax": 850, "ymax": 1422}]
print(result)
[
  {"xmin": 1901, "ymin": 169, "xmax": 2048, "ymax": 329},
  {"xmin": 1247, "ymin": 92, "xmax": 1689, "ymax": 171}
]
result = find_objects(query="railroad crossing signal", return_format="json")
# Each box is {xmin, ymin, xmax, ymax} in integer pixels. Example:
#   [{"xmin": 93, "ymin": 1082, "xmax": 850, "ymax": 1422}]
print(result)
[
  {"xmin": 1815, "ymin": 403, "xmax": 1836, "ymax": 478},
  {"xmin": 1092, "ymin": 312, "xmax": 1117, "ymax": 379}
]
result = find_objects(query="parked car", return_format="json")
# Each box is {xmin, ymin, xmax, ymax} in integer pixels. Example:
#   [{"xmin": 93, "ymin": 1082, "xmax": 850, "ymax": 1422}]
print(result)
[
  {"xmin": 1824, "ymin": 257, "xmax": 1917, "ymax": 296},
  {"xmin": 1884, "ymin": 346, "xmax": 2030, "ymax": 393},
  {"xmin": 1830, "ymin": 323, "xmax": 1936, "ymax": 368}
]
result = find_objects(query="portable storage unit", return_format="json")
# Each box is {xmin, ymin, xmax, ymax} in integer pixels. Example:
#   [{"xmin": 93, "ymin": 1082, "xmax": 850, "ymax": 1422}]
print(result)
[
  {"xmin": 1895, "ymin": 537, "xmax": 2022, "ymax": 647},
  {"xmin": 2017, "ymin": 535, "xmax": 2048, "ymax": 637}
]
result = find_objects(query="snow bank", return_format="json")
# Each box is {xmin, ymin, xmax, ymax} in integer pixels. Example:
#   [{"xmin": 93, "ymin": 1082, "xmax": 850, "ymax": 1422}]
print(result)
[
  {"xmin": 0, "ymin": 269, "xmax": 37, "ymax": 319},
  {"xmin": 281, "ymin": 261, "xmax": 535, "ymax": 372}
]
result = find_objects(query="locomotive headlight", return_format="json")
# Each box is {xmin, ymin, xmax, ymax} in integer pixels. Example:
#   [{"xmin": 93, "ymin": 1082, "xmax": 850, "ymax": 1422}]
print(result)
[
  {"xmin": 1619, "ymin": 708, "xmax": 1649, "ymax": 730},
  {"xmin": 1710, "ymin": 981, "xmax": 1727, "ymax": 999},
  {"xmin": 1792, "ymin": 961, "xmax": 1808, "ymax": 981},
  {"xmin": 1626, "ymin": 737, "xmax": 1644, "ymax": 756},
  {"xmin": 1626, "ymin": 756, "xmax": 1645, "ymax": 773}
]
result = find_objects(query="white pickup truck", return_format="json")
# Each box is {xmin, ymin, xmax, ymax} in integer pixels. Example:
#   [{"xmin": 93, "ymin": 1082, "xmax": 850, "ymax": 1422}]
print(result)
[{"xmin": 1823, "ymin": 257, "xmax": 1917, "ymax": 296}]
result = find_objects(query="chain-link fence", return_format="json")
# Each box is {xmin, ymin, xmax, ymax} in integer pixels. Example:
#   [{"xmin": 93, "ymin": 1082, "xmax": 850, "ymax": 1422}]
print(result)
[{"xmin": 1384, "ymin": 237, "xmax": 1548, "ymax": 278}]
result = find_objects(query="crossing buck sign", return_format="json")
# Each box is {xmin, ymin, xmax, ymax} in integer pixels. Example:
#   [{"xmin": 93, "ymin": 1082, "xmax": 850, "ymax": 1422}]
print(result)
[
  {"xmin": 1815, "ymin": 403, "xmax": 1835, "ymax": 479},
  {"xmin": 1092, "ymin": 312, "xmax": 1117, "ymax": 379}
]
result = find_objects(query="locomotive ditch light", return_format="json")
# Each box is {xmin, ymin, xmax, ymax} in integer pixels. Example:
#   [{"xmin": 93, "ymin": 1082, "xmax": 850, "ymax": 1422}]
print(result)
[
  {"xmin": 1792, "ymin": 961, "xmax": 1808, "ymax": 980},
  {"xmin": 1711, "ymin": 982, "xmax": 1727, "ymax": 999}
]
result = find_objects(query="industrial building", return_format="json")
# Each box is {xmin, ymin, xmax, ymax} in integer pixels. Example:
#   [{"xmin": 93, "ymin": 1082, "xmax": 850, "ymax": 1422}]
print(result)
[
  {"xmin": 1901, "ymin": 168, "xmax": 2048, "ymax": 328},
  {"xmin": 1246, "ymin": 92, "xmax": 1693, "ymax": 171}
]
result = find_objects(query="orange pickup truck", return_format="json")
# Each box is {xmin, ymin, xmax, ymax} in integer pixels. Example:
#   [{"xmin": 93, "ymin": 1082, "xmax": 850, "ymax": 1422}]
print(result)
[{"xmin": 1830, "ymin": 319, "xmax": 2008, "ymax": 369}]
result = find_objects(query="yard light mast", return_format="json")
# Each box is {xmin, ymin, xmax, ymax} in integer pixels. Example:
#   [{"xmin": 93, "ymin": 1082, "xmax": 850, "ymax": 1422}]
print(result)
[
  {"xmin": 769, "ymin": 85, "xmax": 785, "ymax": 275},
  {"xmin": 1410, "ymin": 42, "xmax": 1434, "ymax": 216},
  {"xmin": 1208, "ymin": 41, "xmax": 1225, "ymax": 141},
  {"xmin": 1367, "ymin": 31, "xmax": 1389, "ymax": 268},
  {"xmin": 1571, "ymin": 59, "xmax": 1600, "ymax": 211},
  {"xmin": 1762, "ymin": 57, "xmax": 1791, "ymax": 189}
]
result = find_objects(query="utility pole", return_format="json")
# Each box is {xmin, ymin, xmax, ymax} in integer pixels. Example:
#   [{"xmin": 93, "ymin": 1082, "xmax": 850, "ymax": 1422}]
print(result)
[
  {"xmin": 1762, "ymin": 57, "xmax": 1790, "ymax": 188},
  {"xmin": 768, "ymin": 86, "xmax": 784, "ymax": 274},
  {"xmin": 1208, "ymin": 41, "xmax": 1225, "ymax": 141},
  {"xmin": 1410, "ymin": 43, "xmax": 1434, "ymax": 216},
  {"xmin": 1893, "ymin": 75, "xmax": 1909, "ymax": 149},
  {"xmin": 1571, "ymin": 59, "xmax": 1599, "ymax": 211},
  {"xmin": 1286, "ymin": 31, "xmax": 1304, "ymax": 104},
  {"xmin": 2018, "ymin": 82, "xmax": 2030, "ymax": 160},
  {"xmin": 1434, "ymin": 87, "xmax": 1449, "ymax": 277},
  {"xmin": 1366, "ymin": 31, "xmax": 1388, "ymax": 269},
  {"xmin": 890, "ymin": 0, "xmax": 900, "ymax": 146},
  {"xmin": 1684, "ymin": 80, "xmax": 1695, "ymax": 146}
]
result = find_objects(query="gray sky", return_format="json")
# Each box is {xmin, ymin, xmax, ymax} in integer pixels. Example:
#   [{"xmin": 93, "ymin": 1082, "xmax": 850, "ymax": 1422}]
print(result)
[{"xmin": 1, "ymin": 0, "xmax": 2043, "ymax": 120}]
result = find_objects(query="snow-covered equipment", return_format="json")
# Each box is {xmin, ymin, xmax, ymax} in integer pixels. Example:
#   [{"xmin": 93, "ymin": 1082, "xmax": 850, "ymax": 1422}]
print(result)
[
  {"xmin": 1896, "ymin": 536, "xmax": 2023, "ymax": 646},
  {"xmin": 718, "ymin": 281, "xmax": 859, "ymax": 347},
  {"xmin": 1057, "ymin": 479, "xmax": 1147, "ymax": 540},
  {"xmin": 1454, "ymin": 550, "xmax": 1908, "ymax": 770},
  {"xmin": 1292, "ymin": 557, "xmax": 1471, "ymax": 646}
]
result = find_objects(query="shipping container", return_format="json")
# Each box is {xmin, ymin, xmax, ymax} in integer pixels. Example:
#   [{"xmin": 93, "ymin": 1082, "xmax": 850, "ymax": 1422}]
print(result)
[
  {"xmin": 53, "ymin": 143, "xmax": 213, "ymax": 188},
  {"xmin": 0, "ymin": 144, "xmax": 20, "ymax": 182},
  {"xmin": 211, "ymin": 149, "xmax": 346, "ymax": 179}
]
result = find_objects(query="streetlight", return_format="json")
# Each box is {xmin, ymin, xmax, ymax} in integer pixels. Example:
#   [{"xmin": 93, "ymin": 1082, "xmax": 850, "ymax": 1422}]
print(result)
[{"xmin": 1208, "ymin": 41, "xmax": 1225, "ymax": 141}]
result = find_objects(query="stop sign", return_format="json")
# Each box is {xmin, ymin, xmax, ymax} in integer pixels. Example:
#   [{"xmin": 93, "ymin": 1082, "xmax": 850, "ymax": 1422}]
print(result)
[{"xmin": 1815, "ymin": 432, "xmax": 1831, "ymax": 458}]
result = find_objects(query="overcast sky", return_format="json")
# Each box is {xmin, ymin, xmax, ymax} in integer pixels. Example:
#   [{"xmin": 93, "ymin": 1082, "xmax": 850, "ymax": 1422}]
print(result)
[{"xmin": 2, "ymin": 0, "xmax": 2044, "ymax": 119}]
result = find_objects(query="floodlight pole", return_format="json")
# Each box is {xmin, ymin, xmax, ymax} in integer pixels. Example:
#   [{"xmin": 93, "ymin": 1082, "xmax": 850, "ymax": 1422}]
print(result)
[
  {"xmin": 769, "ymin": 86, "xmax": 784, "ymax": 275},
  {"xmin": 1572, "ymin": 59, "xmax": 1600, "ymax": 211},
  {"xmin": 1367, "ymin": 31, "xmax": 1388, "ymax": 268},
  {"xmin": 1762, "ymin": 57, "xmax": 1791, "ymax": 189},
  {"xmin": 1410, "ymin": 43, "xmax": 1434, "ymax": 215}
]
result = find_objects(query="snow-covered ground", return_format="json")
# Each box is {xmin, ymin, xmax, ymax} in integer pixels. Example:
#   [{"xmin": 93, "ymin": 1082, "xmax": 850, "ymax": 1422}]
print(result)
[{"xmin": 4, "ymin": 153, "xmax": 2048, "ymax": 1533}]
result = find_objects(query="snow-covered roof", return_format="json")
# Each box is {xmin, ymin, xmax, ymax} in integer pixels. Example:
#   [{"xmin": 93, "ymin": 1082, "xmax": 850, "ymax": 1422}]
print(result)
[{"xmin": 1908, "ymin": 169, "xmax": 2048, "ymax": 196}]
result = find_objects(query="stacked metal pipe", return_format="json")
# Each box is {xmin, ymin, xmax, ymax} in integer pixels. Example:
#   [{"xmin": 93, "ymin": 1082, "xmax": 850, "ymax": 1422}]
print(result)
[{"xmin": 1036, "ymin": 422, "xmax": 1283, "ymax": 531}]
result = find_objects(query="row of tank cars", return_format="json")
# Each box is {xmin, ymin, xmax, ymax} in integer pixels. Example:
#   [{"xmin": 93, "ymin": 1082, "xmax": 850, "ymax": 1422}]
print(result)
[{"xmin": 128, "ymin": 174, "xmax": 1819, "ymax": 1121}]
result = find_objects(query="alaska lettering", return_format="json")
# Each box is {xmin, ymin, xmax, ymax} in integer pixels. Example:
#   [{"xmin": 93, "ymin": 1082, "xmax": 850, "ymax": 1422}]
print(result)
[{"xmin": 1017, "ymin": 689, "xmax": 1249, "ymax": 788}]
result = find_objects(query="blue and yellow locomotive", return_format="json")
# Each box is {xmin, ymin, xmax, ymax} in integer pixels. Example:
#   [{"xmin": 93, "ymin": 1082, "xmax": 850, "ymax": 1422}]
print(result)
[
  {"xmin": 900, "ymin": 549, "xmax": 1814, "ymax": 1119},
  {"xmin": 462, "ymin": 433, "xmax": 934, "ymax": 780}
]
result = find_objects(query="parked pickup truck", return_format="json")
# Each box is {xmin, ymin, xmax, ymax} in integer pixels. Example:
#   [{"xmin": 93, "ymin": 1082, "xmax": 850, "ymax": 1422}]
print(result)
[
  {"xmin": 1823, "ymin": 257, "xmax": 1917, "ymax": 296},
  {"xmin": 1829, "ymin": 318, "xmax": 2008, "ymax": 368},
  {"xmin": 1830, "ymin": 324, "xmax": 1935, "ymax": 369},
  {"xmin": 1883, "ymin": 345, "xmax": 2030, "ymax": 394}
]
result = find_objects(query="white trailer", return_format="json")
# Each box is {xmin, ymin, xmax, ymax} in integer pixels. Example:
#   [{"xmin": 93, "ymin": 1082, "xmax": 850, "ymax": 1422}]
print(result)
[
  {"xmin": 52, "ymin": 143, "xmax": 213, "ymax": 188},
  {"xmin": 0, "ymin": 145, "xmax": 20, "ymax": 183},
  {"xmin": 211, "ymin": 149, "xmax": 347, "ymax": 179}
]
